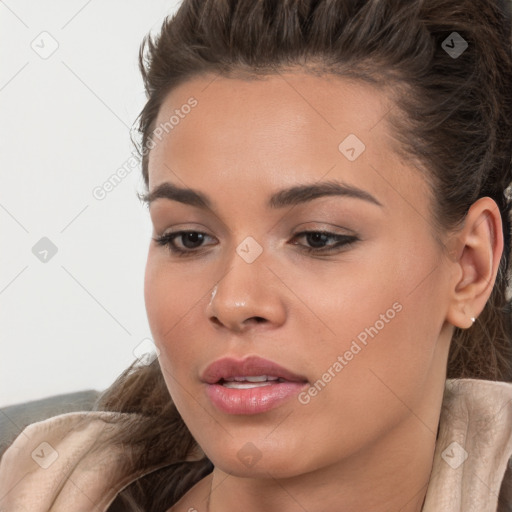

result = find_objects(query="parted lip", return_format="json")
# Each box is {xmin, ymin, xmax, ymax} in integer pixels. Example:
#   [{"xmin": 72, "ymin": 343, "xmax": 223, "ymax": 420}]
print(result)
[{"xmin": 200, "ymin": 355, "xmax": 308, "ymax": 384}]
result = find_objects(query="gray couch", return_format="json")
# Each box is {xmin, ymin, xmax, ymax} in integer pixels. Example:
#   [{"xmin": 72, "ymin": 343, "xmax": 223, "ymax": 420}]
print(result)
[{"xmin": 0, "ymin": 390, "xmax": 101, "ymax": 459}]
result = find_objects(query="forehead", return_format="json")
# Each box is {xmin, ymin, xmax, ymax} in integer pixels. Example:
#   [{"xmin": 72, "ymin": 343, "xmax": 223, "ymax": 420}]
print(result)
[
  {"xmin": 147, "ymin": 72, "xmax": 427, "ymax": 215},
  {"xmin": 151, "ymin": 72, "xmax": 390, "ymax": 157}
]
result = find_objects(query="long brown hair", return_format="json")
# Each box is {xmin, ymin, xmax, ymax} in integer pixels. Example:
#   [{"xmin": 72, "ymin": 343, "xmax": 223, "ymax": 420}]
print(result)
[{"xmin": 95, "ymin": 0, "xmax": 512, "ymax": 509}]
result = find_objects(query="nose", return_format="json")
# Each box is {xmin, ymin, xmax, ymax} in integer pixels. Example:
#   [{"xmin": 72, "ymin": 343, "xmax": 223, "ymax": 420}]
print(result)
[{"xmin": 205, "ymin": 255, "xmax": 287, "ymax": 334}]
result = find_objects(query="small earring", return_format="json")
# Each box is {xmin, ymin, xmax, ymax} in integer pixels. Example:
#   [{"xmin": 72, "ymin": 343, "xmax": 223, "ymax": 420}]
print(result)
[{"xmin": 471, "ymin": 317, "xmax": 476, "ymax": 324}]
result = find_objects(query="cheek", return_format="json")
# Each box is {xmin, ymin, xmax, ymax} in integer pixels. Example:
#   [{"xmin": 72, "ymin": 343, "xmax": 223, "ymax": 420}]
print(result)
[
  {"xmin": 143, "ymin": 250, "xmax": 216, "ymax": 401},
  {"xmin": 144, "ymin": 249, "xmax": 204, "ymax": 341},
  {"xmin": 144, "ymin": 253, "xmax": 173, "ymax": 344},
  {"xmin": 312, "ymin": 240, "xmax": 444, "ymax": 401},
  {"xmin": 144, "ymin": 259, "xmax": 193, "ymax": 412},
  {"xmin": 144, "ymin": 252, "xmax": 196, "ymax": 368}
]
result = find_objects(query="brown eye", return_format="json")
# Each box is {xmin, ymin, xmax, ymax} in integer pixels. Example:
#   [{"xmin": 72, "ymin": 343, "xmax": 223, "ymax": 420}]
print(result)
[
  {"xmin": 153, "ymin": 231, "xmax": 215, "ymax": 257},
  {"xmin": 291, "ymin": 231, "xmax": 359, "ymax": 253}
]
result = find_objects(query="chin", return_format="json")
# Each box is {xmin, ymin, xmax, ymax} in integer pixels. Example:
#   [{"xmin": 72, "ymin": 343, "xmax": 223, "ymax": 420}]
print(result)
[{"xmin": 202, "ymin": 439, "xmax": 316, "ymax": 479}]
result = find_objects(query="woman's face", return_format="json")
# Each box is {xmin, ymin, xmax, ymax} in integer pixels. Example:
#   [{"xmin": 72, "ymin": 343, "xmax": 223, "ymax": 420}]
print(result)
[{"xmin": 144, "ymin": 72, "xmax": 456, "ymax": 477}]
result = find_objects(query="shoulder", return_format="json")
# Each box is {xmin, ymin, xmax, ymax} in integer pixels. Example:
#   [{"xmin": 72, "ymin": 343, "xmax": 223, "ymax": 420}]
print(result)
[
  {"xmin": 0, "ymin": 389, "xmax": 101, "ymax": 459},
  {"xmin": 444, "ymin": 379, "xmax": 512, "ymax": 511},
  {"xmin": 442, "ymin": 378, "xmax": 512, "ymax": 433},
  {"xmin": 0, "ymin": 411, "xmax": 138, "ymax": 511}
]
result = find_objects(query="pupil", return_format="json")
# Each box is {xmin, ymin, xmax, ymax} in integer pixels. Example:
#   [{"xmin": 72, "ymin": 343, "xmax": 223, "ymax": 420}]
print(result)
[
  {"xmin": 183, "ymin": 232, "xmax": 203, "ymax": 248},
  {"xmin": 307, "ymin": 233, "xmax": 327, "ymax": 248}
]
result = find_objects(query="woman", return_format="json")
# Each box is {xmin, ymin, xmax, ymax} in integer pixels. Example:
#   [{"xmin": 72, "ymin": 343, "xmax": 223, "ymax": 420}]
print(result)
[{"xmin": 1, "ymin": 0, "xmax": 511, "ymax": 510}]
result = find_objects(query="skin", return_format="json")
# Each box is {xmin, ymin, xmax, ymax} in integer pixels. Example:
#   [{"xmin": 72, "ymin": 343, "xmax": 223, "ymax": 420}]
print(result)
[{"xmin": 142, "ymin": 71, "xmax": 503, "ymax": 512}]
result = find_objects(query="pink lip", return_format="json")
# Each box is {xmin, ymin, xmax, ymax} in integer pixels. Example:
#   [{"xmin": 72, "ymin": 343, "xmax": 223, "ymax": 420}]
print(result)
[
  {"xmin": 201, "ymin": 355, "xmax": 308, "ymax": 384},
  {"xmin": 201, "ymin": 355, "xmax": 309, "ymax": 415}
]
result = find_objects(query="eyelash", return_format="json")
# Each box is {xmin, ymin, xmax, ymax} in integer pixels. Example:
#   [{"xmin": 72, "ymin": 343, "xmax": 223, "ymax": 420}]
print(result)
[{"xmin": 153, "ymin": 230, "xmax": 359, "ymax": 258}]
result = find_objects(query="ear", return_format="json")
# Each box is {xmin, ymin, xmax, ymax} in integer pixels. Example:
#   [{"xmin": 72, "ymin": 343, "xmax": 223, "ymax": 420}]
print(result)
[{"xmin": 445, "ymin": 197, "xmax": 504, "ymax": 330}]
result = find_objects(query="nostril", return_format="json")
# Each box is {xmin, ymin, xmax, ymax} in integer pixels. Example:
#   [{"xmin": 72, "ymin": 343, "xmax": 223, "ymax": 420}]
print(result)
[{"xmin": 210, "ymin": 317, "xmax": 223, "ymax": 327}]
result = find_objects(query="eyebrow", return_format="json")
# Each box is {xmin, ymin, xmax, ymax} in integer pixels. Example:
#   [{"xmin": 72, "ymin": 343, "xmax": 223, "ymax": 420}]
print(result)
[{"xmin": 139, "ymin": 180, "xmax": 383, "ymax": 210}]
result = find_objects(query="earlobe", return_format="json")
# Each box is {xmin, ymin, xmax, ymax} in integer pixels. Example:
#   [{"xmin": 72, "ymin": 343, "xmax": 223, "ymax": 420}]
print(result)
[
  {"xmin": 447, "ymin": 303, "xmax": 477, "ymax": 330},
  {"xmin": 445, "ymin": 197, "xmax": 503, "ymax": 330}
]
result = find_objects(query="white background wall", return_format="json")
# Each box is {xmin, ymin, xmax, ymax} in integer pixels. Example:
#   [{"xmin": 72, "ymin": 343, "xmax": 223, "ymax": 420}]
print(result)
[{"xmin": 1, "ymin": 0, "xmax": 181, "ymax": 406}]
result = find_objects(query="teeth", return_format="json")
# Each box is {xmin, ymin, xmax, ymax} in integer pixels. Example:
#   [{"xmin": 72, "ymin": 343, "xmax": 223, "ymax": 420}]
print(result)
[
  {"xmin": 245, "ymin": 375, "xmax": 268, "ymax": 382},
  {"xmin": 220, "ymin": 376, "xmax": 283, "ymax": 389},
  {"xmin": 222, "ymin": 381, "xmax": 275, "ymax": 389},
  {"xmin": 225, "ymin": 375, "xmax": 279, "ymax": 383}
]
